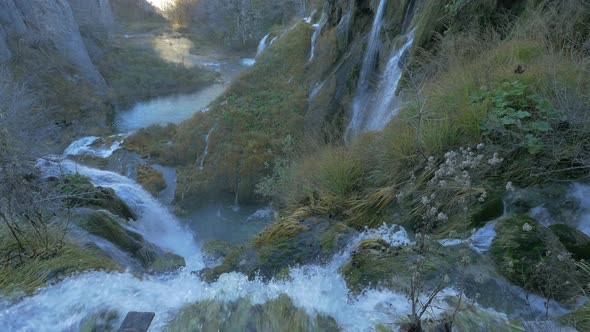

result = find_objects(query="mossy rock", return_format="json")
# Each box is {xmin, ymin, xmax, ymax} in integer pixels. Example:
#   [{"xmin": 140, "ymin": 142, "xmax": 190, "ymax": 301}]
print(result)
[
  {"xmin": 0, "ymin": 242, "xmax": 120, "ymax": 295},
  {"xmin": 76, "ymin": 211, "xmax": 159, "ymax": 267},
  {"xmin": 79, "ymin": 310, "xmax": 119, "ymax": 332},
  {"xmin": 137, "ymin": 163, "xmax": 166, "ymax": 196},
  {"xmin": 560, "ymin": 302, "xmax": 590, "ymax": 332},
  {"xmin": 61, "ymin": 173, "xmax": 135, "ymax": 220},
  {"xmin": 549, "ymin": 224, "xmax": 590, "ymax": 260},
  {"xmin": 200, "ymin": 218, "xmax": 355, "ymax": 282},
  {"xmin": 491, "ymin": 215, "xmax": 582, "ymax": 301},
  {"xmin": 471, "ymin": 196, "xmax": 504, "ymax": 227},
  {"xmin": 340, "ymin": 238, "xmax": 453, "ymax": 294},
  {"xmin": 148, "ymin": 253, "xmax": 186, "ymax": 274},
  {"xmin": 164, "ymin": 294, "xmax": 341, "ymax": 332},
  {"xmin": 202, "ymin": 239, "xmax": 234, "ymax": 260}
]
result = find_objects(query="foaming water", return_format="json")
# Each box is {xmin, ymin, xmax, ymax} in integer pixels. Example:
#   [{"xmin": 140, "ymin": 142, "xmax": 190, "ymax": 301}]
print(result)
[
  {"xmin": 256, "ymin": 34, "xmax": 270, "ymax": 57},
  {"xmin": 568, "ymin": 183, "xmax": 590, "ymax": 236},
  {"xmin": 64, "ymin": 135, "xmax": 127, "ymax": 158},
  {"xmin": 0, "ymin": 224, "xmax": 435, "ymax": 331},
  {"xmin": 36, "ymin": 158, "xmax": 199, "ymax": 262},
  {"xmin": 309, "ymin": 13, "xmax": 327, "ymax": 61},
  {"xmin": 366, "ymin": 33, "xmax": 414, "ymax": 131},
  {"xmin": 345, "ymin": 0, "xmax": 388, "ymax": 143}
]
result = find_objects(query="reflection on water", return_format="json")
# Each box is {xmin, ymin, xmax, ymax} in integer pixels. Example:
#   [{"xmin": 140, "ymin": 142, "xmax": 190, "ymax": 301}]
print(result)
[
  {"xmin": 182, "ymin": 205, "xmax": 273, "ymax": 245},
  {"xmin": 115, "ymin": 84, "xmax": 225, "ymax": 132},
  {"xmin": 115, "ymin": 34, "xmax": 251, "ymax": 132}
]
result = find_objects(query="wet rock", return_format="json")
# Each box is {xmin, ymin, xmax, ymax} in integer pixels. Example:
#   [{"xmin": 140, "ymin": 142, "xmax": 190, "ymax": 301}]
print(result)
[
  {"xmin": 75, "ymin": 210, "xmax": 162, "ymax": 268},
  {"xmin": 200, "ymin": 218, "xmax": 355, "ymax": 281},
  {"xmin": 549, "ymin": 224, "xmax": 590, "ymax": 260},
  {"xmin": 148, "ymin": 253, "xmax": 186, "ymax": 274},
  {"xmin": 202, "ymin": 239, "xmax": 234, "ymax": 260},
  {"xmin": 79, "ymin": 310, "xmax": 119, "ymax": 332},
  {"xmin": 136, "ymin": 163, "xmax": 166, "ymax": 196},
  {"xmin": 164, "ymin": 294, "xmax": 340, "ymax": 331},
  {"xmin": 340, "ymin": 238, "xmax": 455, "ymax": 293},
  {"xmin": 119, "ymin": 311, "xmax": 155, "ymax": 332},
  {"xmin": 491, "ymin": 215, "xmax": 583, "ymax": 301}
]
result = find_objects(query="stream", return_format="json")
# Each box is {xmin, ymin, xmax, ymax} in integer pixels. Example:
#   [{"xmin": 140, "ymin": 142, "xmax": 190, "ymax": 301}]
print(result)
[{"xmin": 0, "ymin": 30, "xmax": 582, "ymax": 332}]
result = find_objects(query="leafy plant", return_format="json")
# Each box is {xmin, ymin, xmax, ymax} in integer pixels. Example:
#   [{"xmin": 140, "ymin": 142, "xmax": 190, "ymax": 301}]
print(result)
[{"xmin": 472, "ymin": 81, "xmax": 555, "ymax": 154}]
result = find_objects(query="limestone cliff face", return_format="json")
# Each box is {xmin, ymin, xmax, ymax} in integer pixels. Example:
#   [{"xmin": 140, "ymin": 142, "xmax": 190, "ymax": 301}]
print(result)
[
  {"xmin": 0, "ymin": 0, "xmax": 107, "ymax": 88},
  {"xmin": 67, "ymin": 0, "xmax": 115, "ymax": 32}
]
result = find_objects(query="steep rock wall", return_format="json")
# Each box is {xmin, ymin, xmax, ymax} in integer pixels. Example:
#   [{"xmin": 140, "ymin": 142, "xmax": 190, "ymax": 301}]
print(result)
[{"xmin": 0, "ymin": 0, "xmax": 106, "ymax": 88}]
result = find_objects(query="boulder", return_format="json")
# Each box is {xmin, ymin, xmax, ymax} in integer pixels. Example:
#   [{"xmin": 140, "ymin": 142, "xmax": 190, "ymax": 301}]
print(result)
[
  {"xmin": 549, "ymin": 224, "xmax": 590, "ymax": 260},
  {"xmin": 148, "ymin": 253, "xmax": 186, "ymax": 274}
]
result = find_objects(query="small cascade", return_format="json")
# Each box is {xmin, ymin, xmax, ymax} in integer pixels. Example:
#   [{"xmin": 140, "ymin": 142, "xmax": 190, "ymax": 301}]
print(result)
[
  {"xmin": 568, "ymin": 183, "xmax": 590, "ymax": 236},
  {"xmin": 64, "ymin": 135, "xmax": 128, "ymax": 159},
  {"xmin": 198, "ymin": 126, "xmax": 215, "ymax": 171},
  {"xmin": 469, "ymin": 220, "xmax": 499, "ymax": 253},
  {"xmin": 365, "ymin": 33, "xmax": 414, "ymax": 131},
  {"xmin": 256, "ymin": 34, "xmax": 270, "ymax": 57},
  {"xmin": 309, "ymin": 13, "xmax": 327, "ymax": 62},
  {"xmin": 345, "ymin": 0, "xmax": 388, "ymax": 143},
  {"xmin": 304, "ymin": 9, "xmax": 317, "ymax": 24},
  {"xmin": 35, "ymin": 158, "xmax": 200, "ymax": 263}
]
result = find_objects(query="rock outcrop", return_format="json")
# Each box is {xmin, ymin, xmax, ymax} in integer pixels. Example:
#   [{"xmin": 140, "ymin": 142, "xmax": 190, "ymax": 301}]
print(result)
[
  {"xmin": 67, "ymin": 0, "xmax": 115, "ymax": 32},
  {"xmin": 0, "ymin": 0, "xmax": 106, "ymax": 88}
]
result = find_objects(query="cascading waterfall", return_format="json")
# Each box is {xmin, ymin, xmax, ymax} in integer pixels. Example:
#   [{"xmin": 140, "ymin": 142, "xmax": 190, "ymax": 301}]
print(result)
[
  {"xmin": 198, "ymin": 126, "xmax": 215, "ymax": 171},
  {"xmin": 256, "ymin": 34, "xmax": 270, "ymax": 57},
  {"xmin": 309, "ymin": 13, "xmax": 327, "ymax": 61},
  {"xmin": 35, "ymin": 158, "xmax": 200, "ymax": 263},
  {"xmin": 345, "ymin": 0, "xmax": 388, "ymax": 143},
  {"xmin": 64, "ymin": 135, "xmax": 127, "ymax": 158},
  {"xmin": 365, "ymin": 33, "xmax": 414, "ymax": 131}
]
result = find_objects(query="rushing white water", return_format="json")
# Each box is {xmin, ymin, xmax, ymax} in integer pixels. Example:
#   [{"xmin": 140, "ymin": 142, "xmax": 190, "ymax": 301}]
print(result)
[
  {"xmin": 309, "ymin": 13, "xmax": 327, "ymax": 61},
  {"xmin": 567, "ymin": 183, "xmax": 590, "ymax": 236},
  {"xmin": 35, "ymin": 158, "xmax": 200, "ymax": 262},
  {"xmin": 256, "ymin": 34, "xmax": 270, "ymax": 57},
  {"xmin": 64, "ymin": 135, "xmax": 127, "ymax": 158},
  {"xmin": 469, "ymin": 220, "xmax": 499, "ymax": 253},
  {"xmin": 0, "ymin": 222, "xmax": 465, "ymax": 332},
  {"xmin": 198, "ymin": 126, "xmax": 215, "ymax": 171},
  {"xmin": 345, "ymin": 0, "xmax": 388, "ymax": 143},
  {"xmin": 366, "ymin": 33, "xmax": 414, "ymax": 131},
  {"xmin": 240, "ymin": 58, "xmax": 256, "ymax": 67}
]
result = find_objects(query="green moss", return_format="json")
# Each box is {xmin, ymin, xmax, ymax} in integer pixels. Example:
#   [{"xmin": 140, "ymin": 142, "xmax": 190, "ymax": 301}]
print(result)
[
  {"xmin": 201, "ymin": 218, "xmax": 354, "ymax": 282},
  {"xmin": 148, "ymin": 253, "xmax": 186, "ymax": 274},
  {"xmin": 123, "ymin": 124, "xmax": 177, "ymax": 164},
  {"xmin": 173, "ymin": 22, "xmax": 313, "ymax": 207},
  {"xmin": 79, "ymin": 310, "xmax": 119, "ymax": 332},
  {"xmin": 470, "ymin": 196, "xmax": 504, "ymax": 227},
  {"xmin": 202, "ymin": 239, "xmax": 234, "ymax": 260},
  {"xmin": 560, "ymin": 302, "xmax": 590, "ymax": 332},
  {"xmin": 137, "ymin": 163, "xmax": 166, "ymax": 196},
  {"xmin": 0, "ymin": 242, "xmax": 120, "ymax": 295},
  {"xmin": 61, "ymin": 173, "xmax": 135, "ymax": 220},
  {"xmin": 164, "ymin": 294, "xmax": 341, "ymax": 332},
  {"xmin": 75, "ymin": 210, "xmax": 161, "ymax": 268},
  {"xmin": 491, "ymin": 215, "xmax": 581, "ymax": 300},
  {"xmin": 549, "ymin": 224, "xmax": 590, "ymax": 260},
  {"xmin": 340, "ymin": 239, "xmax": 454, "ymax": 294}
]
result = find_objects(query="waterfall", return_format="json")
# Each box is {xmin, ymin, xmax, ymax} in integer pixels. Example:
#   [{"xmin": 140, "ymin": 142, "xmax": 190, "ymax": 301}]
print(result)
[
  {"xmin": 35, "ymin": 158, "xmax": 200, "ymax": 262},
  {"xmin": 309, "ymin": 13, "xmax": 327, "ymax": 62},
  {"xmin": 64, "ymin": 135, "xmax": 127, "ymax": 158},
  {"xmin": 345, "ymin": 0, "xmax": 388, "ymax": 143},
  {"xmin": 256, "ymin": 34, "xmax": 270, "ymax": 57},
  {"xmin": 365, "ymin": 33, "xmax": 415, "ymax": 131},
  {"xmin": 198, "ymin": 126, "xmax": 215, "ymax": 171}
]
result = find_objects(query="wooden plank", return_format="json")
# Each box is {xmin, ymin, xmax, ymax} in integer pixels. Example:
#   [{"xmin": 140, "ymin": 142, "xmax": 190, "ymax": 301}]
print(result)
[{"xmin": 119, "ymin": 311, "xmax": 155, "ymax": 332}]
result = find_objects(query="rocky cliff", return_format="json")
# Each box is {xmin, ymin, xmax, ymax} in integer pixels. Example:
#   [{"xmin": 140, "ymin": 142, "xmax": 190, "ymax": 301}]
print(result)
[{"xmin": 0, "ymin": 0, "xmax": 108, "ymax": 87}]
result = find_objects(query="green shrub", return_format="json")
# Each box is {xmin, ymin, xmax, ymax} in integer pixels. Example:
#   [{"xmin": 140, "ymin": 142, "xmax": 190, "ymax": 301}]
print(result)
[{"xmin": 473, "ymin": 81, "xmax": 555, "ymax": 154}]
